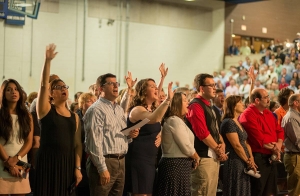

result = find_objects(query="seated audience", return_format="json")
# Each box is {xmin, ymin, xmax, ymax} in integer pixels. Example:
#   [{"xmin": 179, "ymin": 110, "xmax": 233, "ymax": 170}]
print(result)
[
  {"xmin": 279, "ymin": 77, "xmax": 289, "ymax": 90},
  {"xmin": 225, "ymin": 79, "xmax": 239, "ymax": 96}
]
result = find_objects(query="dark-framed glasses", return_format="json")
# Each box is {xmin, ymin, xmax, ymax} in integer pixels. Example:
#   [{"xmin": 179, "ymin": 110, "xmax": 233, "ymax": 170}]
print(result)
[
  {"xmin": 260, "ymin": 95, "xmax": 270, "ymax": 100},
  {"xmin": 202, "ymin": 83, "xmax": 217, "ymax": 88},
  {"xmin": 103, "ymin": 82, "xmax": 120, "ymax": 87},
  {"xmin": 53, "ymin": 85, "xmax": 69, "ymax": 90}
]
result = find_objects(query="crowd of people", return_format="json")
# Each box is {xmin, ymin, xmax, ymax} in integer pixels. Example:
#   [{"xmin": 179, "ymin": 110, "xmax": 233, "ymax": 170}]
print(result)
[{"xmin": 0, "ymin": 42, "xmax": 300, "ymax": 196}]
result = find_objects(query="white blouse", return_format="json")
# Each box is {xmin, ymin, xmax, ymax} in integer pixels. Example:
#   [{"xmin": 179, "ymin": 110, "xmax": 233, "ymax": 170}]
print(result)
[{"xmin": 161, "ymin": 116, "xmax": 195, "ymax": 158}]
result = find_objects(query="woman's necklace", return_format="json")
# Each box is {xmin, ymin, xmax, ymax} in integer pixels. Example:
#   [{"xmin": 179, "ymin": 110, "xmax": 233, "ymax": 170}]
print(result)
[{"xmin": 145, "ymin": 105, "xmax": 152, "ymax": 112}]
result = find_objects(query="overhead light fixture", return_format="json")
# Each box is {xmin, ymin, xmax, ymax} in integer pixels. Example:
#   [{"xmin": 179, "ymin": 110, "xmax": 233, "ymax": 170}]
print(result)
[
  {"xmin": 185, "ymin": 0, "xmax": 195, "ymax": 1},
  {"xmin": 15, "ymin": 3, "xmax": 33, "ymax": 7},
  {"xmin": 232, "ymin": 34, "xmax": 236, "ymax": 37}
]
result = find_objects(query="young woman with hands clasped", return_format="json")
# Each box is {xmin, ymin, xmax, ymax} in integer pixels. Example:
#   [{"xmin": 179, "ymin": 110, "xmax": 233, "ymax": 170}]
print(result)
[
  {"xmin": 126, "ymin": 64, "xmax": 172, "ymax": 196},
  {"xmin": 34, "ymin": 44, "xmax": 82, "ymax": 196},
  {"xmin": 156, "ymin": 92, "xmax": 200, "ymax": 196},
  {"xmin": 220, "ymin": 95, "xmax": 258, "ymax": 196},
  {"xmin": 0, "ymin": 79, "xmax": 33, "ymax": 195}
]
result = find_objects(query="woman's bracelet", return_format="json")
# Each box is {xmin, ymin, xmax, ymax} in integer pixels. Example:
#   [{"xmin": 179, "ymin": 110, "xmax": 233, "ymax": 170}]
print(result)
[{"xmin": 3, "ymin": 156, "xmax": 10, "ymax": 163}]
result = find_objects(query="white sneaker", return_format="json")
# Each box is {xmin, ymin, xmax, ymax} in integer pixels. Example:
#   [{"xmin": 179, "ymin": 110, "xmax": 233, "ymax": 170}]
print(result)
[{"xmin": 244, "ymin": 169, "xmax": 261, "ymax": 178}]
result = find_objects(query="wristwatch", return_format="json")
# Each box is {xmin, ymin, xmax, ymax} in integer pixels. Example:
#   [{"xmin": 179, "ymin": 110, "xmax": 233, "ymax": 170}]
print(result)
[
  {"xmin": 75, "ymin": 166, "xmax": 81, "ymax": 170},
  {"xmin": 16, "ymin": 154, "xmax": 22, "ymax": 161}
]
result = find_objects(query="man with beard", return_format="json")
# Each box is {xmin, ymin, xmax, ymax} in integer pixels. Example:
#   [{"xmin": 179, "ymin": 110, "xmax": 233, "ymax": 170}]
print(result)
[{"xmin": 239, "ymin": 89, "xmax": 284, "ymax": 196}]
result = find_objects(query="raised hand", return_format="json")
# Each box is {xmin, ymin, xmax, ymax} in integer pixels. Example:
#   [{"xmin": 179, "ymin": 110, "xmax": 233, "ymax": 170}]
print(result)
[
  {"xmin": 159, "ymin": 63, "xmax": 168, "ymax": 78},
  {"xmin": 247, "ymin": 66, "xmax": 257, "ymax": 81},
  {"xmin": 45, "ymin": 43, "xmax": 58, "ymax": 61},
  {"xmin": 166, "ymin": 82, "xmax": 174, "ymax": 100},
  {"xmin": 124, "ymin": 71, "xmax": 137, "ymax": 88}
]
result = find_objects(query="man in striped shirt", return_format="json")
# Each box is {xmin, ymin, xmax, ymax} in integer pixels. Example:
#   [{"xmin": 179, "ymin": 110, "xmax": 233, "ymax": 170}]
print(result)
[{"xmin": 84, "ymin": 73, "xmax": 139, "ymax": 196}]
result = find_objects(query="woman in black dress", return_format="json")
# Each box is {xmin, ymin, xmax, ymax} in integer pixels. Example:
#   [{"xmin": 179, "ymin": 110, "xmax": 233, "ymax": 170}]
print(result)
[
  {"xmin": 220, "ymin": 95, "xmax": 257, "ymax": 196},
  {"xmin": 34, "ymin": 44, "xmax": 82, "ymax": 196},
  {"xmin": 126, "ymin": 67, "xmax": 173, "ymax": 196}
]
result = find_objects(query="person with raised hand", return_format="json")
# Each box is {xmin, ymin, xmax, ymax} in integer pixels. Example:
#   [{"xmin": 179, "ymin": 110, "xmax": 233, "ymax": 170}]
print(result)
[
  {"xmin": 126, "ymin": 75, "xmax": 173, "ymax": 196},
  {"xmin": 157, "ymin": 63, "xmax": 168, "ymax": 103},
  {"xmin": 119, "ymin": 71, "xmax": 137, "ymax": 114},
  {"xmin": 34, "ymin": 44, "xmax": 82, "ymax": 196}
]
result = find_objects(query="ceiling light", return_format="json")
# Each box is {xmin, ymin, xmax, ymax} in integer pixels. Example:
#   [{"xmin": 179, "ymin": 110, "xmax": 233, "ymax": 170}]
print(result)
[
  {"xmin": 15, "ymin": 3, "xmax": 33, "ymax": 7},
  {"xmin": 185, "ymin": 0, "xmax": 195, "ymax": 1}
]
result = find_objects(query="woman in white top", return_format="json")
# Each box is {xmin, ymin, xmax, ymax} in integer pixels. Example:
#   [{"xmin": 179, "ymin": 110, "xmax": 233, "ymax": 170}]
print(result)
[
  {"xmin": 0, "ymin": 79, "xmax": 33, "ymax": 195},
  {"xmin": 156, "ymin": 92, "xmax": 200, "ymax": 196}
]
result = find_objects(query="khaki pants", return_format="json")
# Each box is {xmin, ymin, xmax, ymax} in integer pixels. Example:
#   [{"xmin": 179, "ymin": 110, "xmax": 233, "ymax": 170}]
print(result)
[
  {"xmin": 284, "ymin": 153, "xmax": 300, "ymax": 196},
  {"xmin": 86, "ymin": 157, "xmax": 125, "ymax": 196},
  {"xmin": 191, "ymin": 157, "xmax": 220, "ymax": 196}
]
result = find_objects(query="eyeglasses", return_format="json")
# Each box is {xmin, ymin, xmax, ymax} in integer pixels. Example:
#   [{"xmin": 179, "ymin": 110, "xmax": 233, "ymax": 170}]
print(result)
[
  {"xmin": 53, "ymin": 85, "xmax": 69, "ymax": 90},
  {"xmin": 102, "ymin": 82, "xmax": 120, "ymax": 87},
  {"xmin": 202, "ymin": 83, "xmax": 217, "ymax": 88},
  {"xmin": 260, "ymin": 95, "xmax": 270, "ymax": 100}
]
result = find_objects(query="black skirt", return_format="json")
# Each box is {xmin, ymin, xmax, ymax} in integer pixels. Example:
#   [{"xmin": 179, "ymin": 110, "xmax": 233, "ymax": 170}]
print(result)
[{"xmin": 155, "ymin": 157, "xmax": 193, "ymax": 196}]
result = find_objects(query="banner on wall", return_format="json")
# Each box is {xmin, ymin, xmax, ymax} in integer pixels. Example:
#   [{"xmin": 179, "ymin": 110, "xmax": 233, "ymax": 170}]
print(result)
[
  {"xmin": 1, "ymin": 0, "xmax": 41, "ymax": 25},
  {"xmin": 9, "ymin": 0, "xmax": 40, "ymax": 19},
  {"xmin": 5, "ymin": 0, "xmax": 25, "ymax": 25},
  {"xmin": 0, "ymin": 0, "xmax": 8, "ymax": 19}
]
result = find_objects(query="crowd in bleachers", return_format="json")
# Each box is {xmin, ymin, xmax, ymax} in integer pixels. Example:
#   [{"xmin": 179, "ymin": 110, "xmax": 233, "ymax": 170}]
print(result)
[
  {"xmin": 225, "ymin": 40, "xmax": 300, "ymax": 101},
  {"xmin": 2, "ymin": 42, "xmax": 300, "ymax": 196}
]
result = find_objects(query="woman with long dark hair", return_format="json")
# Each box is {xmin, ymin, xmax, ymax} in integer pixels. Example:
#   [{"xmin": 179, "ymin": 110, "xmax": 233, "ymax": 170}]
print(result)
[
  {"xmin": 34, "ymin": 44, "xmax": 82, "ymax": 196},
  {"xmin": 220, "ymin": 95, "xmax": 257, "ymax": 196},
  {"xmin": 0, "ymin": 79, "xmax": 33, "ymax": 195}
]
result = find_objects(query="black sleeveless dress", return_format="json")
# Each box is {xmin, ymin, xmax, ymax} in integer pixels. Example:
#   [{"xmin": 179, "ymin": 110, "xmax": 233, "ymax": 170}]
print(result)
[
  {"xmin": 126, "ymin": 118, "xmax": 161, "ymax": 194},
  {"xmin": 34, "ymin": 105, "xmax": 76, "ymax": 196}
]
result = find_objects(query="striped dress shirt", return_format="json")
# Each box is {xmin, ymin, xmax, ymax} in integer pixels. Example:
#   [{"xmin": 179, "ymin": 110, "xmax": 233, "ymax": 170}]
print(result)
[{"xmin": 83, "ymin": 97, "xmax": 129, "ymax": 173}]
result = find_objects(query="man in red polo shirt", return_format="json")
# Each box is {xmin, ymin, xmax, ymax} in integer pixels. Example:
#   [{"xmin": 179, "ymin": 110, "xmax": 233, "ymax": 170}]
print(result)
[
  {"xmin": 239, "ymin": 88, "xmax": 284, "ymax": 196},
  {"xmin": 186, "ymin": 73, "xmax": 228, "ymax": 196}
]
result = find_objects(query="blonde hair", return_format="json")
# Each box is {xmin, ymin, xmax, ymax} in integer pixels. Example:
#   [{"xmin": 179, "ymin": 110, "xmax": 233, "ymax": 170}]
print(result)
[
  {"xmin": 78, "ymin": 93, "xmax": 97, "ymax": 109},
  {"xmin": 27, "ymin": 92, "xmax": 38, "ymax": 104}
]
